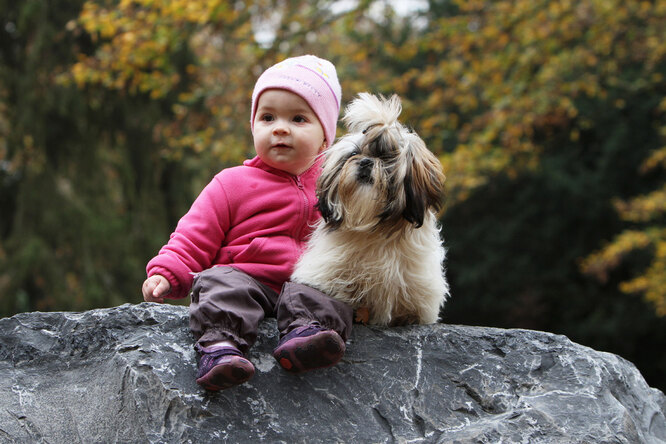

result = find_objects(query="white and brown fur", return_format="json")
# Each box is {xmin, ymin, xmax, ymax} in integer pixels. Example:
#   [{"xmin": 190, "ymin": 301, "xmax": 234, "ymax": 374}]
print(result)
[{"xmin": 291, "ymin": 93, "xmax": 449, "ymax": 325}]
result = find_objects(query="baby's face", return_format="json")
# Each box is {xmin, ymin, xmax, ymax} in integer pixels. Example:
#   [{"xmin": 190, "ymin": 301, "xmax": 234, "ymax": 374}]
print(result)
[{"xmin": 252, "ymin": 89, "xmax": 326, "ymax": 176}]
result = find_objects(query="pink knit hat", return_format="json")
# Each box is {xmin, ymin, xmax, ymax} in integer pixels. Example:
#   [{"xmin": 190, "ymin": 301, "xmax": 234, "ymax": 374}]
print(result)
[{"xmin": 251, "ymin": 55, "xmax": 342, "ymax": 146}]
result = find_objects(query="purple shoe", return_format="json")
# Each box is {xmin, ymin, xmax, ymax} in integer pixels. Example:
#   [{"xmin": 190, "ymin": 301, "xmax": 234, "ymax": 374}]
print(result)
[
  {"xmin": 273, "ymin": 324, "xmax": 345, "ymax": 373},
  {"xmin": 195, "ymin": 346, "xmax": 255, "ymax": 391}
]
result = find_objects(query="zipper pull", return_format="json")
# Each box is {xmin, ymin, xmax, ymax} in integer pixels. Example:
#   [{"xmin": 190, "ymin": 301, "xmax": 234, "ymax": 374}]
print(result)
[{"xmin": 295, "ymin": 175, "xmax": 304, "ymax": 189}]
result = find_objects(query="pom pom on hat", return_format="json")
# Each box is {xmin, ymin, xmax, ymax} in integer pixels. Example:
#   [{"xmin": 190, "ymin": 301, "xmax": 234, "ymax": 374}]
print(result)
[{"xmin": 251, "ymin": 55, "xmax": 342, "ymax": 146}]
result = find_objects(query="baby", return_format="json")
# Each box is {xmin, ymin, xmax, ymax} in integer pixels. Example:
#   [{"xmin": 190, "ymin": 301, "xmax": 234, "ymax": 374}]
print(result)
[{"xmin": 142, "ymin": 55, "xmax": 353, "ymax": 391}]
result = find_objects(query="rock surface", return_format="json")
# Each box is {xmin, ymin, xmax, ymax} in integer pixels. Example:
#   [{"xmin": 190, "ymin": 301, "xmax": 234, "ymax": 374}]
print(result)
[{"xmin": 0, "ymin": 303, "xmax": 664, "ymax": 443}]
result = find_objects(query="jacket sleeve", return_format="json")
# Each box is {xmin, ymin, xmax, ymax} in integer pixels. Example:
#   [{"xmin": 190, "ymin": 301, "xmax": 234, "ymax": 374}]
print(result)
[{"xmin": 146, "ymin": 175, "xmax": 230, "ymax": 299}]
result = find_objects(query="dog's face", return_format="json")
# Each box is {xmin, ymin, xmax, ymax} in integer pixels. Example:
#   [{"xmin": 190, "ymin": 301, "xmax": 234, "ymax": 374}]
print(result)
[{"xmin": 317, "ymin": 94, "xmax": 445, "ymax": 232}]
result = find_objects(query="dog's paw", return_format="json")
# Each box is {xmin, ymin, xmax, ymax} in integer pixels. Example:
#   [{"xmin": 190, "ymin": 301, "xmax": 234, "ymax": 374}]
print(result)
[{"xmin": 354, "ymin": 306, "xmax": 370, "ymax": 324}]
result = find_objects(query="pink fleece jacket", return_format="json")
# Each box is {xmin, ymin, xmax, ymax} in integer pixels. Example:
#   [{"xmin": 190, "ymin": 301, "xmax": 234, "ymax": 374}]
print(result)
[{"xmin": 146, "ymin": 155, "xmax": 323, "ymax": 299}]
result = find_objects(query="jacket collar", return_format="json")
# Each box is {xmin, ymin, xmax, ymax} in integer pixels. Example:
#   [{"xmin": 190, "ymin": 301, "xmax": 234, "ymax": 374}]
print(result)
[{"xmin": 243, "ymin": 155, "xmax": 324, "ymax": 181}]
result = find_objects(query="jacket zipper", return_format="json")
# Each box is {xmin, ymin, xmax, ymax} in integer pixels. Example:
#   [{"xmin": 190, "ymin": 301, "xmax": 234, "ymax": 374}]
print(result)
[{"xmin": 293, "ymin": 175, "xmax": 309, "ymax": 240}]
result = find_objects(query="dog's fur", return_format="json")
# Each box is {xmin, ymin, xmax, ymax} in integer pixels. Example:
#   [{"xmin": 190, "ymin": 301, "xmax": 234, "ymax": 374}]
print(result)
[{"xmin": 291, "ymin": 93, "xmax": 449, "ymax": 325}]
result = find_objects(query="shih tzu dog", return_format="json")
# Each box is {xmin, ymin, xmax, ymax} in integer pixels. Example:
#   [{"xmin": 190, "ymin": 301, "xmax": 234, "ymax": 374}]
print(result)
[{"xmin": 291, "ymin": 93, "xmax": 449, "ymax": 325}]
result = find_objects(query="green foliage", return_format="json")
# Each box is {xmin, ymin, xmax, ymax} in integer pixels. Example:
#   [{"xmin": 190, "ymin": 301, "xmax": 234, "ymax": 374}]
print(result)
[
  {"xmin": 441, "ymin": 90, "xmax": 666, "ymax": 389},
  {"xmin": 0, "ymin": 0, "xmax": 183, "ymax": 313}
]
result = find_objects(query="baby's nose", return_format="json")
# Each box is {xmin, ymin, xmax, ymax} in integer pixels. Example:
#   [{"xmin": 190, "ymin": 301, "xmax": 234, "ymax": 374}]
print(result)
[{"xmin": 273, "ymin": 123, "xmax": 290, "ymax": 134}]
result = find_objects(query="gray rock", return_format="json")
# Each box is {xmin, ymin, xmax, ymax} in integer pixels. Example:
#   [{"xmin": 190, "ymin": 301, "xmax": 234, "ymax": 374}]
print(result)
[{"xmin": 0, "ymin": 303, "xmax": 664, "ymax": 444}]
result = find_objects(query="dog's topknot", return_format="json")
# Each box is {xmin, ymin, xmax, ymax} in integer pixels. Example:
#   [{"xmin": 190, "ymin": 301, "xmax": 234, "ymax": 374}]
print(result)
[
  {"xmin": 342, "ymin": 93, "xmax": 402, "ymax": 135},
  {"xmin": 342, "ymin": 93, "xmax": 405, "ymax": 162}
]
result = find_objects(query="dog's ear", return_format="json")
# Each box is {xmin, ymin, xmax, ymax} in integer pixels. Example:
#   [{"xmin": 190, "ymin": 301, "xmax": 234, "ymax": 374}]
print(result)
[
  {"xmin": 316, "ymin": 169, "xmax": 344, "ymax": 229},
  {"xmin": 402, "ymin": 138, "xmax": 445, "ymax": 227},
  {"xmin": 316, "ymin": 195, "xmax": 341, "ymax": 228}
]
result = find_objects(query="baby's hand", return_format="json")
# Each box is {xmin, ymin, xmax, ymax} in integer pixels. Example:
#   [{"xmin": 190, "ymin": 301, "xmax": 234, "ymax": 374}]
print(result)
[{"xmin": 142, "ymin": 275, "xmax": 171, "ymax": 303}]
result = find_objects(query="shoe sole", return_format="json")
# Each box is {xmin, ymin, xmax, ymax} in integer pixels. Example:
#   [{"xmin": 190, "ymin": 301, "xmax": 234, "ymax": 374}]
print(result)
[
  {"xmin": 273, "ymin": 330, "xmax": 345, "ymax": 373},
  {"xmin": 196, "ymin": 356, "xmax": 255, "ymax": 391}
]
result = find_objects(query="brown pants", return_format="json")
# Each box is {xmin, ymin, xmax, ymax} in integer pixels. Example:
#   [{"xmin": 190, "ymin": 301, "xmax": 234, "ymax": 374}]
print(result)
[{"xmin": 189, "ymin": 266, "xmax": 353, "ymax": 353}]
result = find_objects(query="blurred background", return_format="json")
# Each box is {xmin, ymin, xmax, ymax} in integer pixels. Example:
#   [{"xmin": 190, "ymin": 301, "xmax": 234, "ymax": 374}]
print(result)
[{"xmin": 1, "ymin": 0, "xmax": 664, "ymax": 390}]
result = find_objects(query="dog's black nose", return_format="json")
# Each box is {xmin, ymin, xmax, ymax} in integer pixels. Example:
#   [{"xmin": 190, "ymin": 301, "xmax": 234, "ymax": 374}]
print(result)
[
  {"xmin": 357, "ymin": 158, "xmax": 374, "ymax": 184},
  {"xmin": 359, "ymin": 158, "xmax": 373, "ymax": 168}
]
